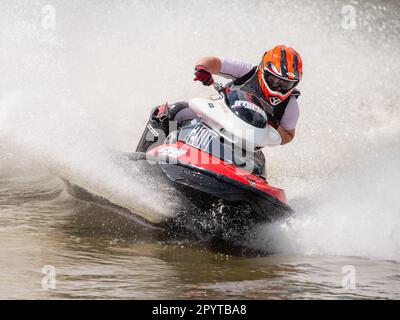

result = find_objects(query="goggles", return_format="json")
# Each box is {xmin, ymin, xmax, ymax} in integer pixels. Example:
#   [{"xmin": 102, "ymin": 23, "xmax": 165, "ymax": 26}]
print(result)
[{"xmin": 263, "ymin": 69, "xmax": 298, "ymax": 94}]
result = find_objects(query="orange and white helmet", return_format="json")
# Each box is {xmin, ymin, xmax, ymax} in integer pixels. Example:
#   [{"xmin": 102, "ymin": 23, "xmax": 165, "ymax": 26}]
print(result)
[{"xmin": 257, "ymin": 45, "xmax": 303, "ymax": 106}]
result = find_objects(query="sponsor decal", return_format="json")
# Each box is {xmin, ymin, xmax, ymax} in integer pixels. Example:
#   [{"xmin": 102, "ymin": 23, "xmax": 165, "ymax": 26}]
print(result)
[
  {"xmin": 186, "ymin": 123, "xmax": 217, "ymax": 150},
  {"xmin": 208, "ymin": 103, "xmax": 215, "ymax": 108},
  {"xmin": 269, "ymin": 97, "xmax": 282, "ymax": 106},
  {"xmin": 147, "ymin": 124, "xmax": 159, "ymax": 137},
  {"xmin": 158, "ymin": 146, "xmax": 187, "ymax": 158},
  {"xmin": 233, "ymin": 100, "xmax": 267, "ymax": 119}
]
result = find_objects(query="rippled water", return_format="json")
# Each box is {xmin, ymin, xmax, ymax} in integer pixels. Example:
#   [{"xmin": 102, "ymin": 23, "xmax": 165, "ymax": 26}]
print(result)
[{"xmin": 1, "ymin": 173, "xmax": 399, "ymax": 299}]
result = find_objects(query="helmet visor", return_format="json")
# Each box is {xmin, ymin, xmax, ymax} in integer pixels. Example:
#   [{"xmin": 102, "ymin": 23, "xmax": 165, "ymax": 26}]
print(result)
[{"xmin": 264, "ymin": 69, "xmax": 298, "ymax": 94}]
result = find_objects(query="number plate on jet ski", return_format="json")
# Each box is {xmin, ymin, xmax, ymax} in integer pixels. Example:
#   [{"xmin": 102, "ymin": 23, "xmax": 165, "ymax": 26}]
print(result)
[{"xmin": 185, "ymin": 123, "xmax": 217, "ymax": 150}]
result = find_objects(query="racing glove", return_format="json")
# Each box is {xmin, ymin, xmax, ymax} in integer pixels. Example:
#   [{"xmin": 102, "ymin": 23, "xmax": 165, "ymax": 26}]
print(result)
[{"xmin": 193, "ymin": 65, "xmax": 214, "ymax": 86}]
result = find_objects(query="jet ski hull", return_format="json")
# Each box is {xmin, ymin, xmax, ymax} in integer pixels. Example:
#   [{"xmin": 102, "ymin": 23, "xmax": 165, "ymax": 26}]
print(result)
[
  {"xmin": 64, "ymin": 109, "xmax": 293, "ymax": 243},
  {"xmin": 156, "ymin": 159, "xmax": 292, "ymax": 223},
  {"xmin": 128, "ymin": 139, "xmax": 293, "ymax": 224},
  {"xmin": 125, "ymin": 148, "xmax": 293, "ymax": 242}
]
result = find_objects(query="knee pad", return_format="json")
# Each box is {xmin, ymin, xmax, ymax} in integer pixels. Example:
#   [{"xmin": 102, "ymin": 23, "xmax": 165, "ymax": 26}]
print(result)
[{"xmin": 167, "ymin": 102, "xmax": 189, "ymax": 120}]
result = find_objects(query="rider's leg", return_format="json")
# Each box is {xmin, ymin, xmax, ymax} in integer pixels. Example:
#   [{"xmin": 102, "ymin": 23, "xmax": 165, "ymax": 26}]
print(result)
[
  {"xmin": 169, "ymin": 102, "xmax": 198, "ymax": 127},
  {"xmin": 135, "ymin": 102, "xmax": 196, "ymax": 152}
]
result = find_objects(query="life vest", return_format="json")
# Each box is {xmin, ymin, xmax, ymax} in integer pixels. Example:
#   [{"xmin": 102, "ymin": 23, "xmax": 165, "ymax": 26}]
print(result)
[{"xmin": 225, "ymin": 67, "xmax": 300, "ymax": 129}]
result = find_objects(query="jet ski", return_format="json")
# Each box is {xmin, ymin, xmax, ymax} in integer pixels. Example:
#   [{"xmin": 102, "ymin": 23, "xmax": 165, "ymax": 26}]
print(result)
[
  {"xmin": 65, "ymin": 83, "xmax": 293, "ymax": 242},
  {"xmin": 131, "ymin": 83, "xmax": 292, "ymax": 230}
]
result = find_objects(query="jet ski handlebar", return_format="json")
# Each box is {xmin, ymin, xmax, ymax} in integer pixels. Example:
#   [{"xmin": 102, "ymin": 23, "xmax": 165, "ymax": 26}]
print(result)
[{"xmin": 213, "ymin": 82, "xmax": 226, "ymax": 94}]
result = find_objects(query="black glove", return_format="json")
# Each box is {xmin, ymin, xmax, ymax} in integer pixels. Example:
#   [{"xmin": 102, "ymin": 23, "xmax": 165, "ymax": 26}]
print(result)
[{"xmin": 193, "ymin": 65, "xmax": 214, "ymax": 86}]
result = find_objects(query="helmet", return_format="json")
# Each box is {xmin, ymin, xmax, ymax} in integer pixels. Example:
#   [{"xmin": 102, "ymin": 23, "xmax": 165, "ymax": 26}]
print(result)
[{"xmin": 257, "ymin": 45, "xmax": 303, "ymax": 106}]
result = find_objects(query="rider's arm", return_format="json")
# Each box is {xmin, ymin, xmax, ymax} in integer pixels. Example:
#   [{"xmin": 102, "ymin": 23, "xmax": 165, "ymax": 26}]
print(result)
[
  {"xmin": 278, "ymin": 127, "xmax": 295, "ymax": 145},
  {"xmin": 195, "ymin": 57, "xmax": 222, "ymax": 74},
  {"xmin": 196, "ymin": 57, "xmax": 254, "ymax": 79},
  {"xmin": 278, "ymin": 97, "xmax": 300, "ymax": 145}
]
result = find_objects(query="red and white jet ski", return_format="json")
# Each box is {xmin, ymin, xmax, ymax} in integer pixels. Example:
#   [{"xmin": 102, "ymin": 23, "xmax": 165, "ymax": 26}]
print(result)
[
  {"xmin": 65, "ymin": 84, "xmax": 293, "ymax": 242},
  {"xmin": 129, "ymin": 84, "xmax": 293, "ymax": 233}
]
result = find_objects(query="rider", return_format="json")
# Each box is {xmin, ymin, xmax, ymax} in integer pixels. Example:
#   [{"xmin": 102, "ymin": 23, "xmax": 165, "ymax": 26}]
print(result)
[
  {"xmin": 138, "ymin": 45, "xmax": 303, "ymax": 176},
  {"xmin": 174, "ymin": 45, "xmax": 303, "ymax": 145}
]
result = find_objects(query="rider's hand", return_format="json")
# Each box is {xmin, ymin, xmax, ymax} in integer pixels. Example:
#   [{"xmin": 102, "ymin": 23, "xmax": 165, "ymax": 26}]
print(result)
[{"xmin": 193, "ymin": 65, "xmax": 214, "ymax": 86}]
